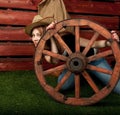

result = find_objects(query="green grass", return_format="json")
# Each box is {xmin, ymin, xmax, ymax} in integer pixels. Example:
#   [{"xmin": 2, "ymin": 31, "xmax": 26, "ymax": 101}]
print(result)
[{"xmin": 0, "ymin": 70, "xmax": 120, "ymax": 115}]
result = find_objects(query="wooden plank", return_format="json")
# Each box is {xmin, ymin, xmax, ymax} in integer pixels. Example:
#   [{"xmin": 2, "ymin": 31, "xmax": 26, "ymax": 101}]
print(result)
[
  {"xmin": 115, "ymin": 1, "xmax": 120, "ymax": 3},
  {"xmin": 0, "ymin": 27, "xmax": 31, "ymax": 41},
  {"xmin": 0, "ymin": 9, "xmax": 36, "ymax": 25},
  {"xmin": 0, "ymin": 58, "xmax": 34, "ymax": 71},
  {"xmin": 63, "ymin": 0, "xmax": 120, "ymax": 15},
  {"xmin": 80, "ymin": 30, "xmax": 105, "ymax": 40},
  {"xmin": 0, "ymin": 61, "xmax": 34, "ymax": 71},
  {"xmin": 79, "ymin": 30, "xmax": 120, "ymax": 40},
  {"xmin": 0, "ymin": 43, "xmax": 34, "ymax": 56},
  {"xmin": 0, "ymin": 58, "xmax": 62, "ymax": 71},
  {"xmin": 0, "ymin": 0, "xmax": 41, "ymax": 10},
  {"xmin": 70, "ymin": 15, "xmax": 119, "ymax": 30}
]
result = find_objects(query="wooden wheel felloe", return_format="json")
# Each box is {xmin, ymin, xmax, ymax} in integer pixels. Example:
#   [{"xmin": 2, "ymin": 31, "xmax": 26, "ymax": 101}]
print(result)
[{"xmin": 34, "ymin": 19, "xmax": 120, "ymax": 106}]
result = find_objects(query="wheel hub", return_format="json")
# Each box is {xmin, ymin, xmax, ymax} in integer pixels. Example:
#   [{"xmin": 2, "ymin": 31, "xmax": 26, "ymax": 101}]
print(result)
[{"xmin": 66, "ymin": 53, "xmax": 87, "ymax": 73}]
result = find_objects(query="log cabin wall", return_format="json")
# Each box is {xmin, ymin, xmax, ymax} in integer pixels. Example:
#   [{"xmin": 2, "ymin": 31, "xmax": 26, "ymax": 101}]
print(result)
[{"xmin": 0, "ymin": 0, "xmax": 120, "ymax": 71}]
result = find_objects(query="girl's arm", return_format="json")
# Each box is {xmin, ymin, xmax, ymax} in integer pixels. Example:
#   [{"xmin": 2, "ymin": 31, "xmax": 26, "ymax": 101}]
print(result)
[
  {"xmin": 80, "ymin": 31, "xmax": 119, "ymax": 48},
  {"xmin": 80, "ymin": 37, "xmax": 107, "ymax": 48}
]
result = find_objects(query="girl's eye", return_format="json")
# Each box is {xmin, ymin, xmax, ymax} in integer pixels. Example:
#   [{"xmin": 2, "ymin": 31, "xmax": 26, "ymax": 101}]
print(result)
[{"xmin": 37, "ymin": 33, "xmax": 42, "ymax": 37}]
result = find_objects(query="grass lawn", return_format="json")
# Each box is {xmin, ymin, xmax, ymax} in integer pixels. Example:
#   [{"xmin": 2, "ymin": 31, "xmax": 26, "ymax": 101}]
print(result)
[{"xmin": 0, "ymin": 70, "xmax": 120, "ymax": 115}]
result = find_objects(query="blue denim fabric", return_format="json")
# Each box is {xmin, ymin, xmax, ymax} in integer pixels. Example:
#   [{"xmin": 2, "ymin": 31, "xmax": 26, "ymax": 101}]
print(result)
[
  {"xmin": 57, "ymin": 69, "xmax": 75, "ymax": 90},
  {"xmin": 58, "ymin": 58, "xmax": 120, "ymax": 94},
  {"xmin": 90, "ymin": 58, "xmax": 120, "ymax": 94}
]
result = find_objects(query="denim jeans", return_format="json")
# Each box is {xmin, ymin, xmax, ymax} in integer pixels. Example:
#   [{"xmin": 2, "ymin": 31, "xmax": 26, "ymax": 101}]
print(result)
[{"xmin": 58, "ymin": 58, "xmax": 120, "ymax": 94}]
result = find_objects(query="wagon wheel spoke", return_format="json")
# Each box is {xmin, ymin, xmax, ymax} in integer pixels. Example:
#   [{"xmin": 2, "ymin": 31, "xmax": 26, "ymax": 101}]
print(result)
[
  {"xmin": 43, "ymin": 50, "xmax": 67, "ymax": 61},
  {"xmin": 82, "ymin": 32, "xmax": 99, "ymax": 56},
  {"xmin": 87, "ymin": 50, "xmax": 113, "ymax": 62},
  {"xmin": 55, "ymin": 71, "xmax": 71, "ymax": 91},
  {"xmin": 43, "ymin": 64, "xmax": 66, "ymax": 75},
  {"xmin": 82, "ymin": 71, "xmax": 99, "ymax": 93},
  {"xmin": 87, "ymin": 64, "xmax": 113, "ymax": 75},
  {"xmin": 75, "ymin": 26, "xmax": 80, "ymax": 52},
  {"xmin": 54, "ymin": 33, "xmax": 72, "ymax": 55},
  {"xmin": 75, "ymin": 74, "xmax": 80, "ymax": 98}
]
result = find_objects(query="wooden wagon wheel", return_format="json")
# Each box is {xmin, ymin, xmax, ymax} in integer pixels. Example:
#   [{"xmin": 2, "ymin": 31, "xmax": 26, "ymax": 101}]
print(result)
[{"xmin": 34, "ymin": 19, "xmax": 120, "ymax": 106}]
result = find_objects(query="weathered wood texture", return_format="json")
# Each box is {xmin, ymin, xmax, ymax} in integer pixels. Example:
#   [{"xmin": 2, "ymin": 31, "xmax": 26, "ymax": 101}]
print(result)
[{"xmin": 0, "ymin": 0, "xmax": 120, "ymax": 71}]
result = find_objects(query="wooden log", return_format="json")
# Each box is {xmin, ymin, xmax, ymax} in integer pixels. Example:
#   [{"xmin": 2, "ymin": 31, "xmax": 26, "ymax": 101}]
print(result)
[
  {"xmin": 0, "ymin": 58, "xmax": 34, "ymax": 71},
  {"xmin": 0, "ymin": 9, "xmax": 36, "ymax": 25},
  {"xmin": 0, "ymin": 27, "xmax": 31, "ymax": 41},
  {"xmin": 70, "ymin": 15, "xmax": 119, "ymax": 30},
  {"xmin": 63, "ymin": 0, "xmax": 120, "ymax": 15},
  {"xmin": 0, "ymin": 58, "xmax": 59, "ymax": 71},
  {"xmin": 115, "ymin": 1, "xmax": 120, "ymax": 3},
  {"xmin": 0, "ymin": 43, "xmax": 34, "ymax": 56},
  {"xmin": 0, "ymin": 0, "xmax": 41, "ymax": 10}
]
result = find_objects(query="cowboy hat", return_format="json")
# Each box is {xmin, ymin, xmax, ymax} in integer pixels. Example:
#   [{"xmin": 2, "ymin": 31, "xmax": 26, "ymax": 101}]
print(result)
[{"xmin": 25, "ymin": 15, "xmax": 54, "ymax": 36}]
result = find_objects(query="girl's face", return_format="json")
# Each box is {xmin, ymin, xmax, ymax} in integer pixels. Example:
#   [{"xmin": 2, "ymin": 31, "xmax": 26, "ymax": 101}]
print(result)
[{"xmin": 31, "ymin": 27, "xmax": 43, "ymax": 47}]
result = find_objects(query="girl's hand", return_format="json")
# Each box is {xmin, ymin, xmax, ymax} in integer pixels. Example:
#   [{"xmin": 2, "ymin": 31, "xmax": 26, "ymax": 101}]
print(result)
[
  {"xmin": 46, "ymin": 21, "xmax": 57, "ymax": 30},
  {"xmin": 111, "ymin": 30, "xmax": 119, "ymax": 42}
]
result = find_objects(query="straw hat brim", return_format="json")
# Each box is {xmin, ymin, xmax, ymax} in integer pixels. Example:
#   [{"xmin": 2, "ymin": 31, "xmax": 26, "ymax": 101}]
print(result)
[{"xmin": 25, "ymin": 17, "xmax": 54, "ymax": 36}]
